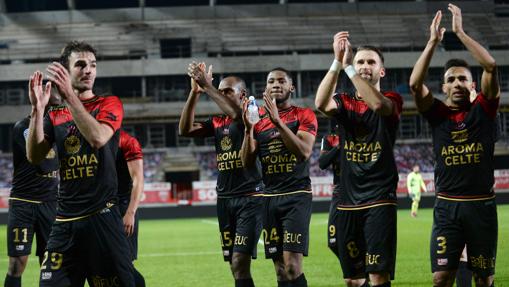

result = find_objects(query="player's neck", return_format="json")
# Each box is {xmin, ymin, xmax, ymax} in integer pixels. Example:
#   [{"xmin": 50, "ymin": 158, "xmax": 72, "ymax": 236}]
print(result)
[
  {"xmin": 355, "ymin": 82, "xmax": 381, "ymax": 100},
  {"xmin": 77, "ymin": 90, "xmax": 96, "ymax": 101},
  {"xmin": 276, "ymin": 100, "xmax": 292, "ymax": 110}
]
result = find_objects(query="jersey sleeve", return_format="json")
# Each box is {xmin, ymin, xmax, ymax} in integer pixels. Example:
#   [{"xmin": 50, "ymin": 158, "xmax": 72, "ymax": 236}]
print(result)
[
  {"xmin": 12, "ymin": 121, "xmax": 26, "ymax": 151},
  {"xmin": 97, "ymin": 96, "xmax": 124, "ymax": 132},
  {"xmin": 474, "ymin": 92, "xmax": 499, "ymax": 119},
  {"xmin": 200, "ymin": 117, "xmax": 215, "ymax": 137},
  {"xmin": 422, "ymin": 98, "xmax": 448, "ymax": 127},
  {"xmin": 120, "ymin": 131, "xmax": 143, "ymax": 162},
  {"xmin": 297, "ymin": 108, "xmax": 317, "ymax": 136}
]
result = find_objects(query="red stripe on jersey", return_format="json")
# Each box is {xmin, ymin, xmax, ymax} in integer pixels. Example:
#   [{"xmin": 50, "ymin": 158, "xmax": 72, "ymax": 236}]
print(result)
[
  {"xmin": 119, "ymin": 130, "xmax": 143, "ymax": 161},
  {"xmin": 212, "ymin": 116, "xmax": 234, "ymax": 129},
  {"xmin": 254, "ymin": 106, "xmax": 317, "ymax": 136},
  {"xmin": 474, "ymin": 92, "xmax": 499, "ymax": 119}
]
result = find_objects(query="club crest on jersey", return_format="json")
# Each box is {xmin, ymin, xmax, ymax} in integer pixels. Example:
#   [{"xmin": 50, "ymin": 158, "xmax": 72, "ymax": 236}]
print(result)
[
  {"xmin": 64, "ymin": 135, "xmax": 81, "ymax": 155},
  {"xmin": 451, "ymin": 129, "xmax": 468, "ymax": 143},
  {"xmin": 220, "ymin": 136, "xmax": 232, "ymax": 151}
]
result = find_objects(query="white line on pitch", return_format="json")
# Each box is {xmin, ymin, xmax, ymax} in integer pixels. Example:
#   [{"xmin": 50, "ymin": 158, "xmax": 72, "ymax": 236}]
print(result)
[{"xmin": 201, "ymin": 219, "xmax": 218, "ymax": 225}]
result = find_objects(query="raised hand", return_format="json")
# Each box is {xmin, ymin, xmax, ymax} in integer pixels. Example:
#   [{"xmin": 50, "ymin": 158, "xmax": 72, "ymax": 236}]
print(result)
[
  {"xmin": 333, "ymin": 31, "xmax": 349, "ymax": 61},
  {"xmin": 241, "ymin": 97, "xmax": 254, "ymax": 130},
  {"xmin": 429, "ymin": 10, "xmax": 446, "ymax": 44},
  {"xmin": 448, "ymin": 3, "xmax": 464, "ymax": 34},
  {"xmin": 188, "ymin": 61, "xmax": 213, "ymax": 92},
  {"xmin": 342, "ymin": 40, "xmax": 354, "ymax": 69},
  {"xmin": 46, "ymin": 62, "xmax": 75, "ymax": 100},
  {"xmin": 263, "ymin": 93, "xmax": 281, "ymax": 125},
  {"xmin": 28, "ymin": 71, "xmax": 51, "ymax": 110}
]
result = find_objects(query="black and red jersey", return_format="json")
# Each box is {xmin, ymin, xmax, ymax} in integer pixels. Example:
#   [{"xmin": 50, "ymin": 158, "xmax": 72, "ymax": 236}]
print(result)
[
  {"xmin": 320, "ymin": 133, "xmax": 341, "ymax": 193},
  {"xmin": 333, "ymin": 92, "xmax": 402, "ymax": 208},
  {"xmin": 10, "ymin": 117, "xmax": 59, "ymax": 202},
  {"xmin": 423, "ymin": 92, "xmax": 498, "ymax": 199},
  {"xmin": 201, "ymin": 116, "xmax": 263, "ymax": 197},
  {"xmin": 116, "ymin": 130, "xmax": 143, "ymax": 202},
  {"xmin": 44, "ymin": 95, "xmax": 123, "ymax": 219},
  {"xmin": 254, "ymin": 106, "xmax": 317, "ymax": 194}
]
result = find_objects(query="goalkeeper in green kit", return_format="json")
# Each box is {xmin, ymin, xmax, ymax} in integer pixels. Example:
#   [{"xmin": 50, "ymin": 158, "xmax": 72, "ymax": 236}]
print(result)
[{"xmin": 406, "ymin": 165, "xmax": 427, "ymax": 217}]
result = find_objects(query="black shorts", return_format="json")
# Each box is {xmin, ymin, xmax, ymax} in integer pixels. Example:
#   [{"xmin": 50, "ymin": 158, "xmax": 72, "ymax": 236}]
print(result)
[
  {"xmin": 328, "ymin": 193, "xmax": 341, "ymax": 259},
  {"xmin": 39, "ymin": 206, "xmax": 135, "ymax": 287},
  {"xmin": 336, "ymin": 204, "xmax": 397, "ymax": 279},
  {"xmin": 430, "ymin": 198, "xmax": 497, "ymax": 278},
  {"xmin": 262, "ymin": 192, "xmax": 312, "ymax": 259},
  {"xmin": 119, "ymin": 199, "xmax": 139, "ymax": 261},
  {"xmin": 7, "ymin": 199, "xmax": 56, "ymax": 258},
  {"xmin": 217, "ymin": 195, "xmax": 262, "ymax": 262}
]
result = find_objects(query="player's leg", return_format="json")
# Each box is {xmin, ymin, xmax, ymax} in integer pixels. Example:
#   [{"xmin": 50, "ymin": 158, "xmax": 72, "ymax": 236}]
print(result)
[
  {"xmin": 364, "ymin": 205, "xmax": 397, "ymax": 286},
  {"xmin": 230, "ymin": 196, "xmax": 263, "ymax": 287},
  {"xmin": 463, "ymin": 200, "xmax": 497, "ymax": 287},
  {"xmin": 455, "ymin": 246, "xmax": 472, "ymax": 287},
  {"xmin": 280, "ymin": 193, "xmax": 312, "ymax": 286},
  {"xmin": 261, "ymin": 196, "xmax": 288, "ymax": 286},
  {"xmin": 430, "ymin": 200, "xmax": 464, "ymax": 287},
  {"xmin": 39, "ymin": 221, "xmax": 86, "ymax": 287},
  {"xmin": 4, "ymin": 200, "xmax": 37, "ymax": 287},
  {"xmin": 34, "ymin": 201, "xmax": 57, "ymax": 265},
  {"xmin": 336, "ymin": 208, "xmax": 367, "ymax": 287},
  {"xmin": 84, "ymin": 206, "xmax": 135, "ymax": 287}
]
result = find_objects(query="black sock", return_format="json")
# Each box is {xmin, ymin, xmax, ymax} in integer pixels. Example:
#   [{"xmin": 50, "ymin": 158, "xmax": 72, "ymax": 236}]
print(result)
[
  {"xmin": 290, "ymin": 274, "xmax": 307, "ymax": 287},
  {"xmin": 277, "ymin": 280, "xmax": 290, "ymax": 287},
  {"xmin": 456, "ymin": 261, "xmax": 472, "ymax": 287},
  {"xmin": 4, "ymin": 275, "xmax": 21, "ymax": 287},
  {"xmin": 133, "ymin": 268, "xmax": 145, "ymax": 287},
  {"xmin": 372, "ymin": 282, "xmax": 391, "ymax": 287},
  {"xmin": 235, "ymin": 278, "xmax": 255, "ymax": 287}
]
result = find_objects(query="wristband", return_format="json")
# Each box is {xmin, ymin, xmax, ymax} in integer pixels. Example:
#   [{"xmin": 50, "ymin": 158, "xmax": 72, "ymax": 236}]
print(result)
[
  {"xmin": 344, "ymin": 65, "xmax": 357, "ymax": 79},
  {"xmin": 329, "ymin": 59, "xmax": 340, "ymax": 73}
]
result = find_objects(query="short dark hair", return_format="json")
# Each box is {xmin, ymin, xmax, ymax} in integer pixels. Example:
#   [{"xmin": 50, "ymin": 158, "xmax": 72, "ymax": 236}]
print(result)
[
  {"xmin": 268, "ymin": 67, "xmax": 293, "ymax": 83},
  {"xmin": 355, "ymin": 46, "xmax": 384, "ymax": 64},
  {"xmin": 444, "ymin": 58, "xmax": 470, "ymax": 75},
  {"xmin": 59, "ymin": 41, "xmax": 97, "ymax": 70},
  {"xmin": 223, "ymin": 75, "xmax": 247, "ymax": 91}
]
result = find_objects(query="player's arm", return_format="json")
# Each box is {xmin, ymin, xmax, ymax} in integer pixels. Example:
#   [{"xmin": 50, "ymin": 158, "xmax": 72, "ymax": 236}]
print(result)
[
  {"xmin": 240, "ymin": 99, "xmax": 258, "ymax": 168},
  {"xmin": 449, "ymin": 4, "xmax": 499, "ymax": 100},
  {"xmin": 46, "ymin": 62, "xmax": 118, "ymax": 149},
  {"xmin": 124, "ymin": 158, "xmax": 144, "ymax": 236},
  {"xmin": 188, "ymin": 62, "xmax": 242, "ymax": 119},
  {"xmin": 264, "ymin": 95, "xmax": 315, "ymax": 160},
  {"xmin": 342, "ymin": 40, "xmax": 394, "ymax": 116},
  {"xmin": 318, "ymin": 137, "xmax": 339, "ymax": 169},
  {"xmin": 420, "ymin": 176, "xmax": 427, "ymax": 193},
  {"xmin": 315, "ymin": 31, "xmax": 348, "ymax": 116},
  {"xmin": 26, "ymin": 71, "xmax": 52, "ymax": 164},
  {"xmin": 409, "ymin": 11, "xmax": 445, "ymax": 112},
  {"xmin": 178, "ymin": 75, "xmax": 210, "ymax": 137}
]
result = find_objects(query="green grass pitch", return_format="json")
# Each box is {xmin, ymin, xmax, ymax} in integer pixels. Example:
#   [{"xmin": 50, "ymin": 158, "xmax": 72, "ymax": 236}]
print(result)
[{"xmin": 1, "ymin": 205, "xmax": 508, "ymax": 286}]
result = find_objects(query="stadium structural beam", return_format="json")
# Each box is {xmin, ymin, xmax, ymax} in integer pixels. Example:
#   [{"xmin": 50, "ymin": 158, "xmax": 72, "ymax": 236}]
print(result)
[
  {"xmin": 0, "ymin": 0, "xmax": 5, "ymax": 13},
  {"xmin": 279, "ymin": 0, "xmax": 287, "ymax": 4},
  {"xmin": 66, "ymin": 0, "xmax": 76, "ymax": 10},
  {"xmin": 210, "ymin": 0, "xmax": 215, "ymax": 7}
]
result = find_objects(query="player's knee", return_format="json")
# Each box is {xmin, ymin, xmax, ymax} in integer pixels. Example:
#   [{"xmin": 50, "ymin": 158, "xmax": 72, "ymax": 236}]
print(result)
[
  {"xmin": 230, "ymin": 254, "xmax": 251, "ymax": 279},
  {"xmin": 7, "ymin": 256, "xmax": 28, "ymax": 276},
  {"xmin": 433, "ymin": 271, "xmax": 455, "ymax": 287},
  {"xmin": 473, "ymin": 274, "xmax": 494, "ymax": 287},
  {"xmin": 344, "ymin": 278, "xmax": 366, "ymax": 287},
  {"xmin": 284, "ymin": 260, "xmax": 302, "ymax": 279}
]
